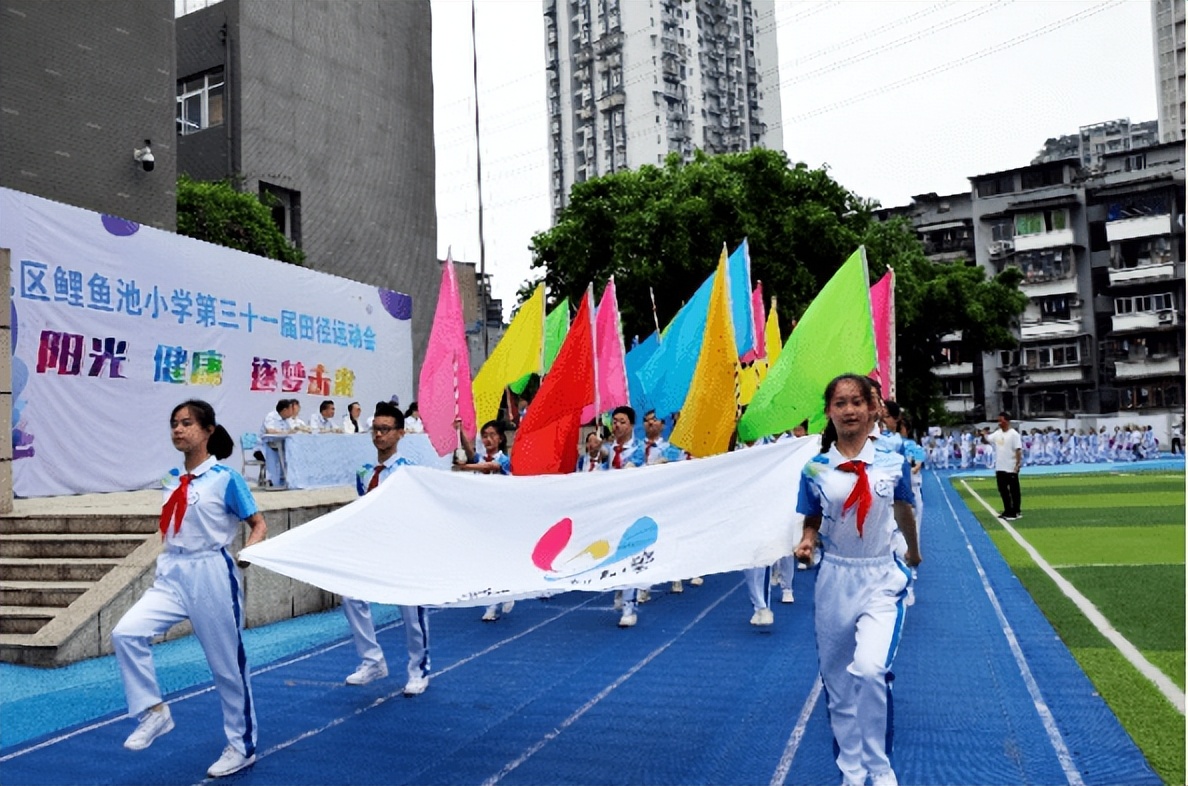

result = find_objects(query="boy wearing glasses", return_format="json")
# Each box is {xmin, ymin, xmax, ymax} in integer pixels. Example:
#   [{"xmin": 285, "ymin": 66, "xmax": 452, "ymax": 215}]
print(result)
[{"xmin": 340, "ymin": 402, "xmax": 431, "ymax": 696}]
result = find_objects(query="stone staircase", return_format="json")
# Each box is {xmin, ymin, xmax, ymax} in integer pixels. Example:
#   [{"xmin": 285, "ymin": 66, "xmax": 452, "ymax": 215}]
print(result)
[
  {"xmin": 0, "ymin": 487, "xmax": 355, "ymax": 667},
  {"xmin": 0, "ymin": 512, "xmax": 162, "ymax": 666}
]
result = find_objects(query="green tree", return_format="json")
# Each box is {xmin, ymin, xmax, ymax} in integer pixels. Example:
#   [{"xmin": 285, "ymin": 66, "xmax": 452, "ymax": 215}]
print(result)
[
  {"xmin": 528, "ymin": 148, "xmax": 1027, "ymax": 428},
  {"xmin": 176, "ymin": 175, "xmax": 304, "ymax": 266}
]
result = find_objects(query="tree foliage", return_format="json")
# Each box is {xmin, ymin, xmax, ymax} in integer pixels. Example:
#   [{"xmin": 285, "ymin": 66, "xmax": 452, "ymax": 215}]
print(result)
[
  {"xmin": 527, "ymin": 148, "xmax": 1028, "ymax": 428},
  {"xmin": 176, "ymin": 175, "xmax": 305, "ymax": 266}
]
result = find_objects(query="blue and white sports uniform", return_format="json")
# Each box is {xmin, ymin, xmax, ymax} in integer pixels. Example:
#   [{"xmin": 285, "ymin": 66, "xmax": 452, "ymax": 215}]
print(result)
[
  {"xmin": 344, "ymin": 458, "xmax": 430, "ymax": 683},
  {"xmin": 798, "ymin": 441, "xmax": 916, "ymax": 786},
  {"xmin": 112, "ymin": 458, "xmax": 259, "ymax": 759},
  {"xmin": 468, "ymin": 449, "xmax": 511, "ymax": 474}
]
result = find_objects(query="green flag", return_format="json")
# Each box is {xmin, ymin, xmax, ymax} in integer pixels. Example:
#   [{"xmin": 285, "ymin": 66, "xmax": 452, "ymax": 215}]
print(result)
[
  {"xmin": 738, "ymin": 247, "xmax": 876, "ymax": 441},
  {"xmin": 509, "ymin": 297, "xmax": 570, "ymax": 395}
]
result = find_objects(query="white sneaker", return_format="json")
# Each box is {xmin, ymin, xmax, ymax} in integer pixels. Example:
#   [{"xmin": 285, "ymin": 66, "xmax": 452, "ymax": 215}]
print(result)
[
  {"xmin": 403, "ymin": 674, "xmax": 429, "ymax": 696},
  {"xmin": 871, "ymin": 768, "xmax": 899, "ymax": 786},
  {"xmin": 123, "ymin": 705, "xmax": 174, "ymax": 751},
  {"xmin": 762, "ymin": 608, "xmax": 775, "ymax": 625},
  {"xmin": 670, "ymin": 580, "xmax": 683, "ymax": 593},
  {"xmin": 781, "ymin": 587, "xmax": 794, "ymax": 604},
  {"xmin": 481, "ymin": 606, "xmax": 498, "ymax": 621},
  {"xmin": 345, "ymin": 659, "xmax": 388, "ymax": 685},
  {"xmin": 500, "ymin": 600, "xmax": 515, "ymax": 615},
  {"xmin": 207, "ymin": 745, "xmax": 255, "ymax": 778},
  {"xmin": 618, "ymin": 610, "xmax": 637, "ymax": 628},
  {"xmin": 689, "ymin": 576, "xmax": 704, "ymax": 586},
  {"xmin": 749, "ymin": 609, "xmax": 768, "ymax": 626}
]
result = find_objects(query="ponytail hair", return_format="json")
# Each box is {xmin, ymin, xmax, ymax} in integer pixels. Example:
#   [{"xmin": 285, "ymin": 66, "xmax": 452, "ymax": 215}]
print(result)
[
  {"xmin": 820, "ymin": 420, "xmax": 839, "ymax": 454},
  {"xmin": 171, "ymin": 399, "xmax": 234, "ymax": 460}
]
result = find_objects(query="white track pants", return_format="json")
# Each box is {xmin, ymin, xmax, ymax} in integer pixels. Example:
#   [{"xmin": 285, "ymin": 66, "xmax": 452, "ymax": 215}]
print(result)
[
  {"xmin": 814, "ymin": 552, "xmax": 910, "ymax": 785},
  {"xmin": 112, "ymin": 548, "xmax": 257, "ymax": 757},
  {"xmin": 744, "ymin": 565, "xmax": 771, "ymax": 610},
  {"xmin": 342, "ymin": 599, "xmax": 429, "ymax": 680}
]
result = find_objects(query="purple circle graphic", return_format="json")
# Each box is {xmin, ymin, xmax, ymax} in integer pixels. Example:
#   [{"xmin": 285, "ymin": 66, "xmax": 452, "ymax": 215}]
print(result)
[
  {"xmin": 377, "ymin": 288, "xmax": 412, "ymax": 320},
  {"xmin": 101, "ymin": 215, "xmax": 140, "ymax": 236}
]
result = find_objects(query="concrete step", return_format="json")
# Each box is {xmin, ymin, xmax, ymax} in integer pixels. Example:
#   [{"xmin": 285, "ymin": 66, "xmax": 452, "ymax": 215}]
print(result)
[
  {"xmin": 0, "ymin": 516, "xmax": 158, "ymax": 535},
  {"xmin": 0, "ymin": 534, "xmax": 149, "ymax": 559},
  {"xmin": 0, "ymin": 557, "xmax": 122, "ymax": 582},
  {"xmin": 0, "ymin": 606, "xmax": 56, "ymax": 635},
  {"xmin": 0, "ymin": 581, "xmax": 91, "ymax": 608}
]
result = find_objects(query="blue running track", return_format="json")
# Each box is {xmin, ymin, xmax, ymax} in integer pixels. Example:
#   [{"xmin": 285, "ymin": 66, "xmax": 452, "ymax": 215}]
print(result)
[{"xmin": 0, "ymin": 468, "xmax": 1166, "ymax": 784}]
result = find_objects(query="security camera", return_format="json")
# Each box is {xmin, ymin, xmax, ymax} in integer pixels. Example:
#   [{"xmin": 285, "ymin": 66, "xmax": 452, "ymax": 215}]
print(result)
[{"xmin": 134, "ymin": 140, "xmax": 155, "ymax": 172}]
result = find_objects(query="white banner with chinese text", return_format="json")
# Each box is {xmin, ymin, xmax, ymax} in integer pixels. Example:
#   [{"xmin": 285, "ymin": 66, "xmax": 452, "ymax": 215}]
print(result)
[
  {"xmin": 240, "ymin": 438, "xmax": 816, "ymax": 607},
  {"xmin": 2, "ymin": 188, "xmax": 413, "ymax": 497}
]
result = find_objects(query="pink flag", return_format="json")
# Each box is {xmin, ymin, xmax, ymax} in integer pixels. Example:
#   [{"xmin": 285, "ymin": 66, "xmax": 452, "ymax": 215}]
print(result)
[
  {"xmin": 581, "ymin": 277, "xmax": 630, "ymax": 423},
  {"xmin": 870, "ymin": 269, "xmax": 896, "ymax": 400},
  {"xmin": 739, "ymin": 282, "xmax": 766, "ymax": 364},
  {"xmin": 418, "ymin": 252, "xmax": 476, "ymax": 455}
]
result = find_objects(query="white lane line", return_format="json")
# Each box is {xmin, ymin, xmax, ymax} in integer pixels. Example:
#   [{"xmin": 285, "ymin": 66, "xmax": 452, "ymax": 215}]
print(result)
[
  {"xmin": 769, "ymin": 675, "xmax": 823, "ymax": 786},
  {"xmin": 481, "ymin": 580, "xmax": 744, "ymax": 786},
  {"xmin": 937, "ymin": 476, "xmax": 1085, "ymax": 786},
  {"xmin": 959, "ymin": 479, "xmax": 1185, "ymax": 715}
]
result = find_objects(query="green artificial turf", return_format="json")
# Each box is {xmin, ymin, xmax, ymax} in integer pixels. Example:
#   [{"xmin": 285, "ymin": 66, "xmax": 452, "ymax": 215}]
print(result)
[{"xmin": 954, "ymin": 475, "xmax": 1186, "ymax": 785}]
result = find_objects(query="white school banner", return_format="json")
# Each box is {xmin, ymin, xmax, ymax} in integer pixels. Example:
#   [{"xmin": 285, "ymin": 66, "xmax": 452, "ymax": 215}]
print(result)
[
  {"xmin": 240, "ymin": 438, "xmax": 816, "ymax": 607},
  {"xmin": 2, "ymin": 188, "xmax": 413, "ymax": 497}
]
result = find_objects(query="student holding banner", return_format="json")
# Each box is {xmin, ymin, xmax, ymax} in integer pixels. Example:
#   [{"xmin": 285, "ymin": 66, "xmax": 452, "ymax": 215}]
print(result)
[
  {"xmin": 794, "ymin": 374, "xmax": 920, "ymax": 786},
  {"xmin": 111, "ymin": 400, "xmax": 267, "ymax": 779},
  {"xmin": 605, "ymin": 406, "xmax": 646, "ymax": 627},
  {"xmin": 343, "ymin": 402, "xmax": 431, "ymax": 696},
  {"xmin": 453, "ymin": 418, "xmax": 515, "ymax": 622}
]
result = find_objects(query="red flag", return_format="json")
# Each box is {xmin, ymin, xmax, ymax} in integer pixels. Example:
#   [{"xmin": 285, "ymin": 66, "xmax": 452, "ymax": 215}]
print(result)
[{"xmin": 512, "ymin": 287, "xmax": 595, "ymax": 475}]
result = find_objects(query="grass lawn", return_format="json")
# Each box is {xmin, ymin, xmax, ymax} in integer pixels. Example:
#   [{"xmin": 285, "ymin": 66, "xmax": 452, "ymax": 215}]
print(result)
[{"xmin": 955, "ymin": 471, "xmax": 1185, "ymax": 786}]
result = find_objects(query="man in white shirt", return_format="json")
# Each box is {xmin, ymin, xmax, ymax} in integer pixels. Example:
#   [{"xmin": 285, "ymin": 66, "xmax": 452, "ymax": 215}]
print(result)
[
  {"xmin": 309, "ymin": 400, "xmax": 338, "ymax": 432},
  {"xmin": 983, "ymin": 411, "xmax": 1023, "ymax": 520},
  {"xmin": 260, "ymin": 400, "xmax": 295, "ymax": 487}
]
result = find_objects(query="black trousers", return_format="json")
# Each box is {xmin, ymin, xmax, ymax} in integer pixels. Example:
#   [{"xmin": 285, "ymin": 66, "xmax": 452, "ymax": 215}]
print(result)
[{"xmin": 995, "ymin": 471, "xmax": 1021, "ymax": 517}]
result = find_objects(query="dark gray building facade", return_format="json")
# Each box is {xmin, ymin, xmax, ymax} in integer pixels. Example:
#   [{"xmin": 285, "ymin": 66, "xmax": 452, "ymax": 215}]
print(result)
[
  {"xmin": 176, "ymin": 0, "xmax": 438, "ymax": 368},
  {"xmin": 0, "ymin": 0, "xmax": 177, "ymax": 229}
]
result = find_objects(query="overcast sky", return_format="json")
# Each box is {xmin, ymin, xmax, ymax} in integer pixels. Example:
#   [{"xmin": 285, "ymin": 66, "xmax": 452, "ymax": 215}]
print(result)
[{"xmin": 431, "ymin": 0, "xmax": 1160, "ymax": 316}]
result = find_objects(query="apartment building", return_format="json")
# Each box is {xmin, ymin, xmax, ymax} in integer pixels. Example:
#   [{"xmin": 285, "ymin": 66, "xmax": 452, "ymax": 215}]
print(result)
[
  {"xmin": 175, "ymin": 0, "xmax": 438, "ymax": 367},
  {"xmin": 1032, "ymin": 118, "xmax": 1160, "ymax": 168},
  {"xmin": 544, "ymin": 0, "xmax": 783, "ymax": 218},
  {"xmin": 1151, "ymin": 0, "xmax": 1186, "ymax": 143}
]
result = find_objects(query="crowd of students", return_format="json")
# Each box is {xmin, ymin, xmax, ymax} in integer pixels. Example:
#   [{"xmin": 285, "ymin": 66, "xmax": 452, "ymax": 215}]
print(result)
[
  {"xmin": 910, "ymin": 423, "xmax": 1170, "ymax": 470},
  {"xmin": 118, "ymin": 373, "xmax": 927, "ymax": 783}
]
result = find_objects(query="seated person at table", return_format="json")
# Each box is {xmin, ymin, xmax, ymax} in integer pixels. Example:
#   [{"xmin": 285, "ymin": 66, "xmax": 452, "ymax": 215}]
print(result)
[
  {"xmin": 309, "ymin": 400, "xmax": 338, "ymax": 432},
  {"xmin": 260, "ymin": 399, "xmax": 295, "ymax": 487},
  {"xmin": 287, "ymin": 400, "xmax": 311, "ymax": 433},
  {"xmin": 342, "ymin": 402, "xmax": 364, "ymax": 434}
]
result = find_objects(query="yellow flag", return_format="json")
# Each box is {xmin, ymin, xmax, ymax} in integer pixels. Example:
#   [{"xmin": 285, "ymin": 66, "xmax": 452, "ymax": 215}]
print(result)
[
  {"xmin": 670, "ymin": 248, "xmax": 739, "ymax": 458},
  {"xmin": 741, "ymin": 297, "xmax": 780, "ymax": 404},
  {"xmin": 763, "ymin": 296, "xmax": 782, "ymax": 370},
  {"xmin": 472, "ymin": 284, "xmax": 545, "ymax": 425}
]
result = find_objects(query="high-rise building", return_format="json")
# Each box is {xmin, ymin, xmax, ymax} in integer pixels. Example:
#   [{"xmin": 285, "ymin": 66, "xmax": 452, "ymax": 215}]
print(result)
[
  {"xmin": 544, "ymin": 0, "xmax": 783, "ymax": 218},
  {"xmin": 1151, "ymin": 0, "xmax": 1185, "ymax": 143},
  {"xmin": 1031, "ymin": 119, "xmax": 1160, "ymax": 169}
]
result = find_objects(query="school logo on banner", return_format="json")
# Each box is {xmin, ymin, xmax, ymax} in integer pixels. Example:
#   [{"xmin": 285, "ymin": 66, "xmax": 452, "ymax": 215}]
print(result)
[{"xmin": 532, "ymin": 515, "xmax": 658, "ymax": 584}]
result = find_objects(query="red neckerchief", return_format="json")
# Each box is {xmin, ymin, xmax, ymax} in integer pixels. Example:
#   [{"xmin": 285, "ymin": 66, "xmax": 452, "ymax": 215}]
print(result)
[
  {"xmin": 159, "ymin": 473, "xmax": 195, "ymax": 539},
  {"xmin": 836, "ymin": 460, "xmax": 872, "ymax": 537}
]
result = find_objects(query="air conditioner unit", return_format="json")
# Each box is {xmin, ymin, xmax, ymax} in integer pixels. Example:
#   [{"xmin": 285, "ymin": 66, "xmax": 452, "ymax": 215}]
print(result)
[
  {"xmin": 995, "ymin": 379, "xmax": 1009, "ymax": 390},
  {"xmin": 989, "ymin": 240, "xmax": 1014, "ymax": 257},
  {"xmin": 1158, "ymin": 310, "xmax": 1175, "ymax": 324},
  {"xmin": 1069, "ymin": 297, "xmax": 1082, "ymax": 308}
]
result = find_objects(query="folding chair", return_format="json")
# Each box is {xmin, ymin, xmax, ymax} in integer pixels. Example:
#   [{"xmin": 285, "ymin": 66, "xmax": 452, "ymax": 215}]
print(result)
[{"xmin": 240, "ymin": 432, "xmax": 267, "ymax": 487}]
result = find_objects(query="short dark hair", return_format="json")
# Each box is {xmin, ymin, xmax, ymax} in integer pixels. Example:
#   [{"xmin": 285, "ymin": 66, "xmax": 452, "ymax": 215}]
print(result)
[
  {"xmin": 373, "ymin": 401, "xmax": 404, "ymax": 428},
  {"xmin": 612, "ymin": 405, "xmax": 636, "ymax": 425},
  {"xmin": 320, "ymin": 400, "xmax": 334, "ymax": 414},
  {"xmin": 998, "ymin": 411, "xmax": 1011, "ymax": 420},
  {"xmin": 883, "ymin": 400, "xmax": 901, "ymax": 418},
  {"xmin": 275, "ymin": 399, "xmax": 290, "ymax": 414}
]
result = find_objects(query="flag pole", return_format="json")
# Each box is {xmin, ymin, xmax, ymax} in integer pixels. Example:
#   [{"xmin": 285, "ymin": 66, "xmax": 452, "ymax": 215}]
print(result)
[
  {"xmin": 649, "ymin": 286, "xmax": 661, "ymax": 343},
  {"xmin": 470, "ymin": 0, "xmax": 490, "ymax": 359}
]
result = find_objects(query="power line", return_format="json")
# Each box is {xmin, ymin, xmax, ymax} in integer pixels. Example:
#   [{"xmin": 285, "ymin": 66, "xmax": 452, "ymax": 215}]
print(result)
[{"xmin": 775, "ymin": 0, "xmax": 1127, "ymax": 125}]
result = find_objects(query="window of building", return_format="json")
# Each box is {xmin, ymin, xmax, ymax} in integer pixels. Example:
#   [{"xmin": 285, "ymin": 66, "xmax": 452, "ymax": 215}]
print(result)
[
  {"xmin": 1113, "ymin": 292, "xmax": 1175, "ymax": 314},
  {"xmin": 1014, "ymin": 208, "xmax": 1068, "ymax": 236},
  {"xmin": 1020, "ymin": 167, "xmax": 1064, "ymax": 190},
  {"xmin": 1023, "ymin": 341, "xmax": 1080, "ymax": 369},
  {"xmin": 1107, "ymin": 194, "xmax": 1168, "ymax": 221},
  {"xmin": 1120, "ymin": 379, "xmax": 1181, "ymax": 409},
  {"xmin": 1014, "ymin": 248, "xmax": 1073, "ymax": 283},
  {"xmin": 259, "ymin": 183, "xmax": 301, "ymax": 248},
  {"xmin": 943, "ymin": 378, "xmax": 974, "ymax": 397},
  {"xmin": 177, "ymin": 68, "xmax": 225, "ymax": 135},
  {"xmin": 1124, "ymin": 153, "xmax": 1147, "ymax": 172},
  {"xmin": 977, "ymin": 174, "xmax": 1015, "ymax": 198},
  {"xmin": 1039, "ymin": 295, "xmax": 1072, "ymax": 320},
  {"xmin": 989, "ymin": 219, "xmax": 1014, "ymax": 243}
]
